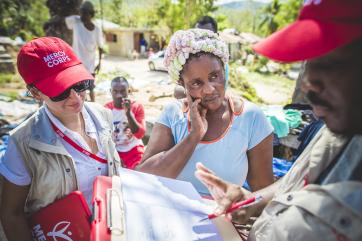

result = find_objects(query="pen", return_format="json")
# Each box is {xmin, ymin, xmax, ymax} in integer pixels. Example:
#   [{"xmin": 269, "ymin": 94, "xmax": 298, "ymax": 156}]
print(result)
[{"xmin": 202, "ymin": 195, "xmax": 263, "ymax": 221}]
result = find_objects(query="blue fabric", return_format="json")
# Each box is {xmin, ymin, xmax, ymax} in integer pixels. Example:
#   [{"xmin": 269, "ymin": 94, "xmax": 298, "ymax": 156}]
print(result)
[
  {"xmin": 293, "ymin": 120, "xmax": 324, "ymax": 160},
  {"xmin": 272, "ymin": 157, "xmax": 294, "ymax": 178},
  {"xmin": 236, "ymin": 158, "xmax": 294, "ymax": 189},
  {"xmin": 242, "ymin": 181, "xmax": 251, "ymax": 191},
  {"xmin": 0, "ymin": 135, "xmax": 9, "ymax": 159}
]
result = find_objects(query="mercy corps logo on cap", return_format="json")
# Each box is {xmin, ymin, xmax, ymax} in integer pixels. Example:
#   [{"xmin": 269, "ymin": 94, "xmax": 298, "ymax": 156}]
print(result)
[
  {"xmin": 17, "ymin": 37, "xmax": 94, "ymax": 97},
  {"xmin": 17, "ymin": 37, "xmax": 81, "ymax": 85},
  {"xmin": 43, "ymin": 50, "xmax": 71, "ymax": 68}
]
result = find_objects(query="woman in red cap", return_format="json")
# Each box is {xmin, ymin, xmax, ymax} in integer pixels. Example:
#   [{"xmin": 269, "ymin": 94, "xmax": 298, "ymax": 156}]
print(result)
[{"xmin": 0, "ymin": 37, "xmax": 121, "ymax": 241}]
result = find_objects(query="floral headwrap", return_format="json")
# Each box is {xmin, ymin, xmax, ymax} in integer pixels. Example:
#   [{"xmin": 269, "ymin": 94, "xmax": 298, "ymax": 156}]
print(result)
[{"xmin": 164, "ymin": 28, "xmax": 229, "ymax": 82}]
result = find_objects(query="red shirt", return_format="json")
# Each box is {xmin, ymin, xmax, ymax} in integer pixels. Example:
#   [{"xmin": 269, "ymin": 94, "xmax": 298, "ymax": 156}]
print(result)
[{"xmin": 104, "ymin": 100, "xmax": 146, "ymax": 140}]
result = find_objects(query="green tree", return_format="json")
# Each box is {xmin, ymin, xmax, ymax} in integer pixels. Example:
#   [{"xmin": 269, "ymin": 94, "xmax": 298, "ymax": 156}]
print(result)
[
  {"xmin": 258, "ymin": 0, "xmax": 281, "ymax": 36},
  {"xmin": 274, "ymin": 0, "xmax": 302, "ymax": 30},
  {"xmin": 110, "ymin": 0, "xmax": 124, "ymax": 25},
  {"xmin": 257, "ymin": 0, "xmax": 302, "ymax": 36},
  {"xmin": 156, "ymin": 0, "xmax": 218, "ymax": 35},
  {"xmin": 0, "ymin": 0, "xmax": 49, "ymax": 40},
  {"xmin": 222, "ymin": 9, "xmax": 254, "ymax": 33},
  {"xmin": 99, "ymin": 0, "xmax": 159, "ymax": 28}
]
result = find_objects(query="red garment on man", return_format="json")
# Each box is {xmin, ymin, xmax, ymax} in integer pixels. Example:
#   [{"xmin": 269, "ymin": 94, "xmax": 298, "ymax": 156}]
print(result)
[{"xmin": 105, "ymin": 101, "xmax": 145, "ymax": 169}]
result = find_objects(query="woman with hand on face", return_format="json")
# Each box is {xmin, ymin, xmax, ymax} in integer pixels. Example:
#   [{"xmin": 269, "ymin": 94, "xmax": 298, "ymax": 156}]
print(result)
[
  {"xmin": 0, "ymin": 37, "xmax": 121, "ymax": 241},
  {"xmin": 137, "ymin": 29, "xmax": 274, "ymax": 196}
]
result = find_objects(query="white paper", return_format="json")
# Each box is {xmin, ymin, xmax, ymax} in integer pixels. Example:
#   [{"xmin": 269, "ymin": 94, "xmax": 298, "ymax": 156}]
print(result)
[{"xmin": 115, "ymin": 168, "xmax": 224, "ymax": 241}]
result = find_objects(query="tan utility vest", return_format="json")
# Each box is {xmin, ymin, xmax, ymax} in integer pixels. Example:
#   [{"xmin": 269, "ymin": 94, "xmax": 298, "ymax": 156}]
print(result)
[
  {"xmin": 10, "ymin": 102, "xmax": 121, "ymax": 215},
  {"xmin": 249, "ymin": 128, "xmax": 362, "ymax": 241}
]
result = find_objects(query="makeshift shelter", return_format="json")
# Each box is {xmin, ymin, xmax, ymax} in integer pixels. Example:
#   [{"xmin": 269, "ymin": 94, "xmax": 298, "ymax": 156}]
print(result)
[{"xmin": 96, "ymin": 19, "xmax": 168, "ymax": 58}]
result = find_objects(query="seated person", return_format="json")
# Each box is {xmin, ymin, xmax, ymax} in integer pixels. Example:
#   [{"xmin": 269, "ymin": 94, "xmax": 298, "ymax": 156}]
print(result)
[
  {"xmin": 137, "ymin": 29, "xmax": 274, "ymax": 195},
  {"xmin": 105, "ymin": 76, "xmax": 145, "ymax": 169}
]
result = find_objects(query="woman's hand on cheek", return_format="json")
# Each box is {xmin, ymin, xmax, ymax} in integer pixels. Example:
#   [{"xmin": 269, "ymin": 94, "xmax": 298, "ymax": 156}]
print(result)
[{"xmin": 187, "ymin": 92, "xmax": 208, "ymax": 141}]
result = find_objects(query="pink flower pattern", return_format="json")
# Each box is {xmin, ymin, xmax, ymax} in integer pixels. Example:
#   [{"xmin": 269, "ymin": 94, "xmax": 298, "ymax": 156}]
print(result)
[{"xmin": 164, "ymin": 29, "xmax": 229, "ymax": 82}]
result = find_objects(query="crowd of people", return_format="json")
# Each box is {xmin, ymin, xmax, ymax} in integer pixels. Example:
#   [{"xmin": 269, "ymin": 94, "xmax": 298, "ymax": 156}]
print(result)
[{"xmin": 0, "ymin": 0, "xmax": 361, "ymax": 240}]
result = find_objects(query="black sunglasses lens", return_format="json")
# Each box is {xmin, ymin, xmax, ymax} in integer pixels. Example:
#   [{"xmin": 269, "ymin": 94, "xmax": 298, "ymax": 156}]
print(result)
[
  {"xmin": 50, "ymin": 80, "xmax": 93, "ymax": 102},
  {"xmin": 73, "ymin": 80, "xmax": 92, "ymax": 92},
  {"xmin": 50, "ymin": 88, "xmax": 71, "ymax": 102}
]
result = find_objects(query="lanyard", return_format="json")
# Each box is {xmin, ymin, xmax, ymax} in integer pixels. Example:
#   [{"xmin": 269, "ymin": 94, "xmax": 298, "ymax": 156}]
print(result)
[{"xmin": 50, "ymin": 120, "xmax": 107, "ymax": 164}]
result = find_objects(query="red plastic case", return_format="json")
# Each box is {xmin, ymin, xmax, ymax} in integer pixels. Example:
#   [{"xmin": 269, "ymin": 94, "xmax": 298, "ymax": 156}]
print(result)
[
  {"xmin": 30, "ymin": 191, "xmax": 91, "ymax": 241},
  {"xmin": 91, "ymin": 176, "xmax": 112, "ymax": 241}
]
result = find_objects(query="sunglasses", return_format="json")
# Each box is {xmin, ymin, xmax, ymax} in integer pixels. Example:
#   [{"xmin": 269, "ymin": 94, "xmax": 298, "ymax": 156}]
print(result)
[{"xmin": 50, "ymin": 79, "xmax": 93, "ymax": 102}]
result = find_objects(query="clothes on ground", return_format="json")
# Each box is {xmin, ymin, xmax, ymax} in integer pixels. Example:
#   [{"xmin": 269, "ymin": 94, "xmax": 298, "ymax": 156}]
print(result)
[
  {"xmin": 104, "ymin": 101, "xmax": 145, "ymax": 169},
  {"xmin": 263, "ymin": 106, "xmax": 302, "ymax": 138},
  {"xmin": 0, "ymin": 102, "xmax": 121, "ymax": 214},
  {"xmin": 293, "ymin": 119, "xmax": 324, "ymax": 160},
  {"xmin": 272, "ymin": 157, "xmax": 294, "ymax": 178},
  {"xmin": 65, "ymin": 15, "xmax": 104, "ymax": 73},
  {"xmin": 272, "ymin": 120, "xmax": 325, "ymax": 179},
  {"xmin": 249, "ymin": 127, "xmax": 362, "ymax": 241},
  {"xmin": 157, "ymin": 97, "xmax": 273, "ymax": 195}
]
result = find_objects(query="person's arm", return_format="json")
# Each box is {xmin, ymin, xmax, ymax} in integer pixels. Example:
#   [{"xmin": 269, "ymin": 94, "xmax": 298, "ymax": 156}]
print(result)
[
  {"xmin": 94, "ymin": 25, "xmax": 104, "ymax": 74},
  {"xmin": 246, "ymin": 133, "xmax": 274, "ymax": 191},
  {"xmin": 124, "ymin": 100, "xmax": 145, "ymax": 139},
  {"xmin": 195, "ymin": 162, "xmax": 281, "ymax": 224},
  {"xmin": 0, "ymin": 179, "xmax": 31, "ymax": 241},
  {"xmin": 94, "ymin": 47, "xmax": 103, "ymax": 74},
  {"xmin": 137, "ymin": 97, "xmax": 208, "ymax": 178},
  {"xmin": 64, "ymin": 15, "xmax": 76, "ymax": 30}
]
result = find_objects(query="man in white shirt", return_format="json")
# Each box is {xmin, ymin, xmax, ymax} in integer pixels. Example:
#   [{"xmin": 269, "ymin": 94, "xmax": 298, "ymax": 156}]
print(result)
[{"xmin": 65, "ymin": 1, "xmax": 104, "ymax": 102}]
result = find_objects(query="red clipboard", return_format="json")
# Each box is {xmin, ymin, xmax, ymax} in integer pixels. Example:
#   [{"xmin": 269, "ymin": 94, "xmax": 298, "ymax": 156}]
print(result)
[
  {"xmin": 91, "ymin": 176, "xmax": 112, "ymax": 241},
  {"xmin": 91, "ymin": 176, "xmax": 126, "ymax": 241},
  {"xmin": 30, "ymin": 191, "xmax": 91, "ymax": 241}
]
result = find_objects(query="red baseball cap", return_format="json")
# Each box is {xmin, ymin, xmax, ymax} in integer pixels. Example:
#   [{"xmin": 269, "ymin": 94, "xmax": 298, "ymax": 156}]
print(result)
[
  {"xmin": 17, "ymin": 37, "xmax": 94, "ymax": 97},
  {"xmin": 253, "ymin": 0, "xmax": 362, "ymax": 62}
]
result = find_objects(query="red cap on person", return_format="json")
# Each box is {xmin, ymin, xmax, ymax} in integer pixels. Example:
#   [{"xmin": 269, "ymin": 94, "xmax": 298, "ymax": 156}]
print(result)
[
  {"xmin": 17, "ymin": 37, "xmax": 94, "ymax": 97},
  {"xmin": 253, "ymin": 0, "xmax": 362, "ymax": 62}
]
